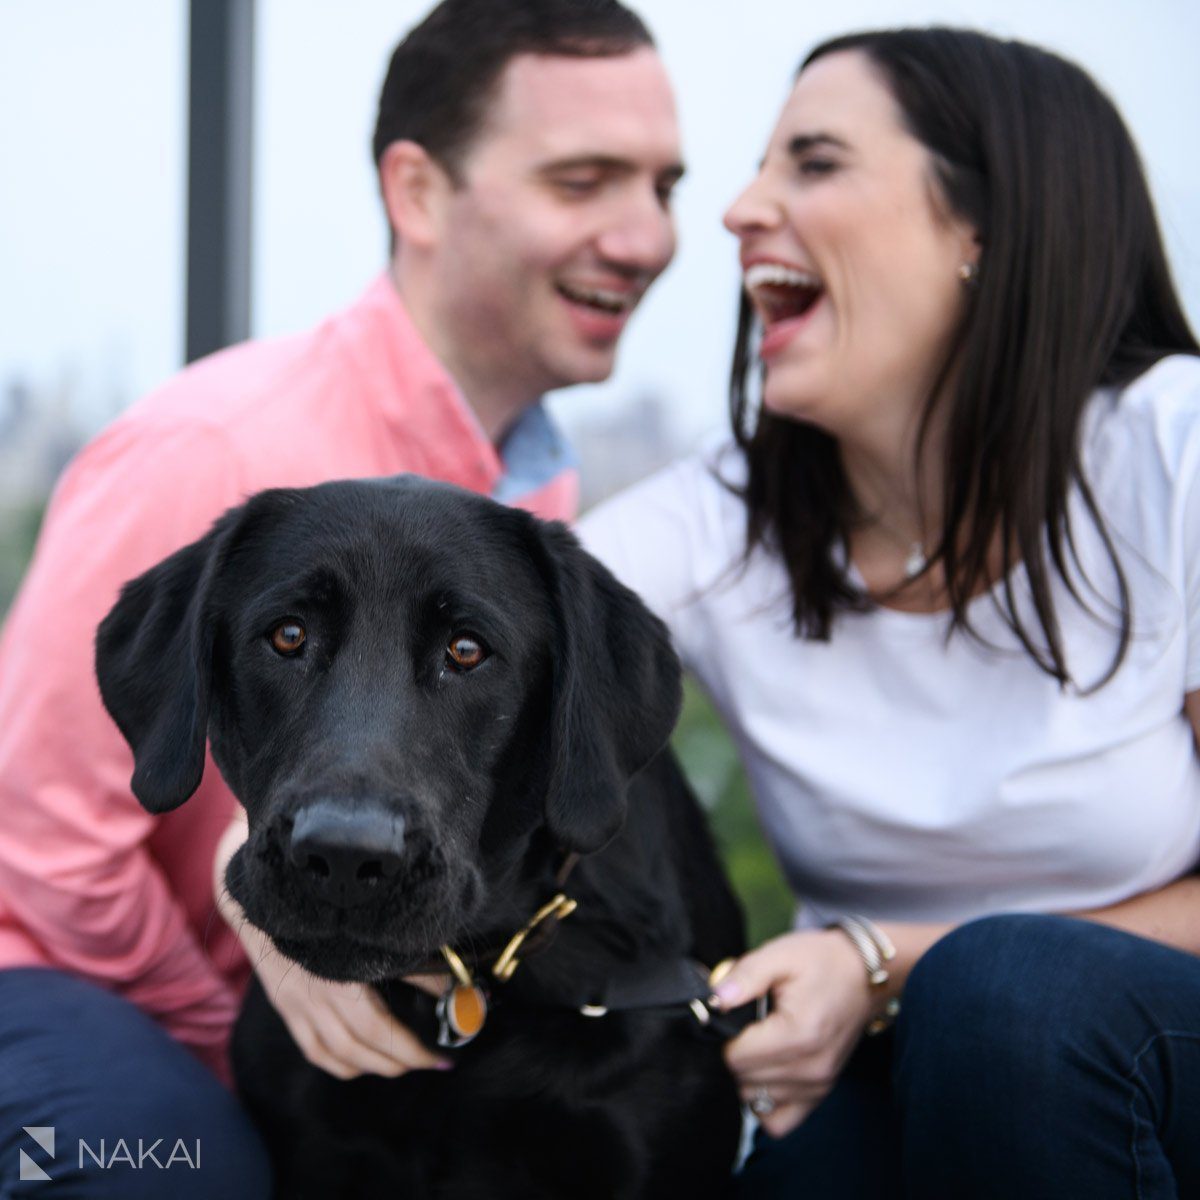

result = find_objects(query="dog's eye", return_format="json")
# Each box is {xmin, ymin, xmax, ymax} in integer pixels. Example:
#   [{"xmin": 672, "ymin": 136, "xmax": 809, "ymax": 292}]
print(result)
[
  {"xmin": 270, "ymin": 621, "xmax": 307, "ymax": 656},
  {"xmin": 446, "ymin": 634, "xmax": 487, "ymax": 671}
]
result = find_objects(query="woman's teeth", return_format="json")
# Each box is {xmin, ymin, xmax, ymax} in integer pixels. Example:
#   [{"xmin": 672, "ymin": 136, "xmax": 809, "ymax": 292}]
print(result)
[
  {"xmin": 744, "ymin": 263, "xmax": 823, "ymax": 323},
  {"xmin": 744, "ymin": 263, "xmax": 819, "ymax": 290}
]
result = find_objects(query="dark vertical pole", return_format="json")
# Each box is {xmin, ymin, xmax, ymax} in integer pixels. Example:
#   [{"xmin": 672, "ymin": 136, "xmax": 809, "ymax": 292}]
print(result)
[{"xmin": 186, "ymin": 0, "xmax": 255, "ymax": 363}]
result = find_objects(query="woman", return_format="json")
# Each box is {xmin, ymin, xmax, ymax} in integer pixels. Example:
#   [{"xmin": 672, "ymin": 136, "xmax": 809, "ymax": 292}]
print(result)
[{"xmin": 579, "ymin": 27, "xmax": 1200, "ymax": 1199}]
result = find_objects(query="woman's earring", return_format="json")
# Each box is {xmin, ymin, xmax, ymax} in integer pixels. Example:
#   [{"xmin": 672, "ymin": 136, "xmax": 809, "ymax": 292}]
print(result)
[{"xmin": 958, "ymin": 261, "xmax": 979, "ymax": 286}]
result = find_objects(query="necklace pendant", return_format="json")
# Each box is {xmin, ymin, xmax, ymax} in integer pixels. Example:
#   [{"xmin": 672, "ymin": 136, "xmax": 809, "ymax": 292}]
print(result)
[{"xmin": 903, "ymin": 541, "xmax": 927, "ymax": 579}]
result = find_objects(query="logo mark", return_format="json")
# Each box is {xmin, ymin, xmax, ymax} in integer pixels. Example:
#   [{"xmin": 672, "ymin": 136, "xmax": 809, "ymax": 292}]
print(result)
[{"xmin": 20, "ymin": 1126, "xmax": 55, "ymax": 1182}]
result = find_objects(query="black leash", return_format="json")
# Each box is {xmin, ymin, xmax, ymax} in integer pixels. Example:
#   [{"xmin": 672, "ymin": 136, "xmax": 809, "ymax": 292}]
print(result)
[{"xmin": 570, "ymin": 955, "xmax": 761, "ymax": 1042}]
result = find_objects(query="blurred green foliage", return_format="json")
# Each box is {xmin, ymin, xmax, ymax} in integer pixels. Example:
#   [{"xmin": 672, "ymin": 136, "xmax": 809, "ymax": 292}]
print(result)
[
  {"xmin": 672, "ymin": 677, "xmax": 794, "ymax": 948},
  {"xmin": 0, "ymin": 499, "xmax": 45, "ymax": 615}
]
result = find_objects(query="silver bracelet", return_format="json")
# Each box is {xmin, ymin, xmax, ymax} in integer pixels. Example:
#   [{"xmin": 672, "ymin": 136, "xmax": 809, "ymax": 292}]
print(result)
[
  {"xmin": 828, "ymin": 914, "xmax": 901, "ymax": 1035},
  {"xmin": 830, "ymin": 915, "xmax": 895, "ymax": 984}
]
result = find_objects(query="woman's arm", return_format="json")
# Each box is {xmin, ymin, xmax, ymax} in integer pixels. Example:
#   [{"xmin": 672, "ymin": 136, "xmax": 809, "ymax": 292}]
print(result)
[
  {"xmin": 1067, "ymin": 688, "xmax": 1200, "ymax": 954},
  {"xmin": 718, "ymin": 879, "xmax": 1200, "ymax": 1140},
  {"xmin": 716, "ymin": 688, "xmax": 1200, "ymax": 1137}
]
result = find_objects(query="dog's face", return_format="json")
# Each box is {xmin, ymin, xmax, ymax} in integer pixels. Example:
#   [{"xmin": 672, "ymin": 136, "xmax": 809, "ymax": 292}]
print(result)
[{"xmin": 95, "ymin": 476, "xmax": 680, "ymax": 983}]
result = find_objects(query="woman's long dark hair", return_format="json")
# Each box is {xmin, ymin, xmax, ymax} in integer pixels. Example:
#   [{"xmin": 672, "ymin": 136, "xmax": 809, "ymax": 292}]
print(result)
[{"xmin": 731, "ymin": 28, "xmax": 1199, "ymax": 686}]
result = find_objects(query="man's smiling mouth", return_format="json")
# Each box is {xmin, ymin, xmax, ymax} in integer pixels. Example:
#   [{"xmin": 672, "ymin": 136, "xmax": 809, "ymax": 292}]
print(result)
[{"xmin": 557, "ymin": 281, "xmax": 639, "ymax": 315}]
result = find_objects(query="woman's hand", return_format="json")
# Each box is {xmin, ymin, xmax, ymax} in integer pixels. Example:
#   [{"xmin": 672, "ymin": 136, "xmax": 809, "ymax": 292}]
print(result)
[
  {"xmin": 213, "ymin": 814, "xmax": 450, "ymax": 1080},
  {"xmin": 712, "ymin": 929, "xmax": 875, "ymax": 1138}
]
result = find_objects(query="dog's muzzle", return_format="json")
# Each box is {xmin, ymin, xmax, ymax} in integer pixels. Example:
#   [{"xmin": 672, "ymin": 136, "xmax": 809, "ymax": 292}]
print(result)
[{"xmin": 287, "ymin": 799, "xmax": 407, "ymax": 909}]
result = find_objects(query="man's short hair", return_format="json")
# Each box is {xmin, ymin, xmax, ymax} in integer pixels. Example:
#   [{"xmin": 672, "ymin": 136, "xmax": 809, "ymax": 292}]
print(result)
[{"xmin": 372, "ymin": 0, "xmax": 655, "ymax": 180}]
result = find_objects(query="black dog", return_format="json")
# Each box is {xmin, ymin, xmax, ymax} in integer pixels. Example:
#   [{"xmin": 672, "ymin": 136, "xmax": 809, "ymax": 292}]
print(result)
[{"xmin": 95, "ymin": 475, "xmax": 746, "ymax": 1199}]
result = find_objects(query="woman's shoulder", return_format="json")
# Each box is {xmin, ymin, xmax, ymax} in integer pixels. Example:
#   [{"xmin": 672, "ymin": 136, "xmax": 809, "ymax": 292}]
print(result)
[
  {"xmin": 631, "ymin": 434, "xmax": 749, "ymax": 500},
  {"xmin": 1089, "ymin": 354, "xmax": 1200, "ymax": 479},
  {"xmin": 1113, "ymin": 353, "xmax": 1200, "ymax": 428},
  {"xmin": 575, "ymin": 439, "xmax": 752, "ymax": 624},
  {"xmin": 579, "ymin": 438, "xmax": 747, "ymax": 549}
]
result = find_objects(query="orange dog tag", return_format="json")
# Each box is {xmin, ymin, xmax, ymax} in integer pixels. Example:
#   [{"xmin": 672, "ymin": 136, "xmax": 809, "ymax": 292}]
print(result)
[{"xmin": 436, "ymin": 983, "xmax": 488, "ymax": 1048}]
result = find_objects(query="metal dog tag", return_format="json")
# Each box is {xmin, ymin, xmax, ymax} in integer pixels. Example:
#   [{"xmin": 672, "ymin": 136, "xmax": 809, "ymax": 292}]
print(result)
[{"xmin": 436, "ymin": 982, "xmax": 488, "ymax": 1048}]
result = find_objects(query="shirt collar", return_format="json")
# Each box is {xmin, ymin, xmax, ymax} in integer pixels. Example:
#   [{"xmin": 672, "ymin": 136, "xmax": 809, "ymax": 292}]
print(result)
[{"xmin": 353, "ymin": 275, "xmax": 576, "ymax": 503}]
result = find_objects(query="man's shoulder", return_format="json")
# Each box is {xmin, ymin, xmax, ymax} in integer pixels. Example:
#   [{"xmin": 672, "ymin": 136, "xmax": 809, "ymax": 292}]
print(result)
[
  {"xmin": 120, "ymin": 277, "xmax": 412, "ymax": 440},
  {"xmin": 126, "ymin": 329, "xmax": 332, "ymax": 436}
]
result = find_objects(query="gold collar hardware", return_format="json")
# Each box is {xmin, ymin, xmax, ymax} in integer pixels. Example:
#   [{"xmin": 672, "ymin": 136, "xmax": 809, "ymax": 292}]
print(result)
[
  {"xmin": 440, "ymin": 944, "xmax": 475, "ymax": 989},
  {"xmin": 490, "ymin": 892, "xmax": 577, "ymax": 982},
  {"xmin": 434, "ymin": 891, "xmax": 578, "ymax": 1047}
]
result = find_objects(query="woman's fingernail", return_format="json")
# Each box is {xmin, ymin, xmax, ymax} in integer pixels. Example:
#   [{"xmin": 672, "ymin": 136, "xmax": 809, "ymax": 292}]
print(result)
[
  {"xmin": 434, "ymin": 1060, "xmax": 454, "ymax": 1070},
  {"xmin": 713, "ymin": 981, "xmax": 744, "ymax": 1007}
]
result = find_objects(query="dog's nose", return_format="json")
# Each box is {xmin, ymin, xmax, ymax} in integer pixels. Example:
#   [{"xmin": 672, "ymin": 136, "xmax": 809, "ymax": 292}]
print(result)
[{"xmin": 288, "ymin": 801, "xmax": 406, "ymax": 907}]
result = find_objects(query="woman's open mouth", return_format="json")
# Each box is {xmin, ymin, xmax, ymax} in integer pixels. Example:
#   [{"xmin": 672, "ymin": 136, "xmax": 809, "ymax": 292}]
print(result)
[{"xmin": 744, "ymin": 262, "xmax": 824, "ymax": 356}]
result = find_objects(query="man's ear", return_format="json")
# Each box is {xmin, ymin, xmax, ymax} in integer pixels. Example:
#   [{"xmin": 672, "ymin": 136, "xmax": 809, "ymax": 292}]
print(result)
[
  {"xmin": 379, "ymin": 140, "xmax": 454, "ymax": 251},
  {"xmin": 532, "ymin": 521, "xmax": 683, "ymax": 855},
  {"xmin": 94, "ymin": 503, "xmax": 250, "ymax": 814}
]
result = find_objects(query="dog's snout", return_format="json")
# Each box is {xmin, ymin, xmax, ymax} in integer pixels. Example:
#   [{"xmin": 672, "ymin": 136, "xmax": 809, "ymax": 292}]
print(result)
[{"xmin": 288, "ymin": 801, "xmax": 406, "ymax": 907}]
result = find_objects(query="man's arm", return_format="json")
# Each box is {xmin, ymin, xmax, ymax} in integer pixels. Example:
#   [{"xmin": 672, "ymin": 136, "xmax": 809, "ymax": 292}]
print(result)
[
  {"xmin": 212, "ymin": 815, "xmax": 448, "ymax": 1078},
  {"xmin": 0, "ymin": 422, "xmax": 247, "ymax": 1076}
]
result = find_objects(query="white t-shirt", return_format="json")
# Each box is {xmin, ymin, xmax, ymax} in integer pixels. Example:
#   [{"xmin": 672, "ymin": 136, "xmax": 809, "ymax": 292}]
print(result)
[{"xmin": 579, "ymin": 355, "xmax": 1200, "ymax": 927}]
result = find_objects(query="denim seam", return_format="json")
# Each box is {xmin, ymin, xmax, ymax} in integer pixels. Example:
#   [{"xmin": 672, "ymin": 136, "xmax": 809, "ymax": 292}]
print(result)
[{"xmin": 1127, "ymin": 1028, "xmax": 1200, "ymax": 1200}]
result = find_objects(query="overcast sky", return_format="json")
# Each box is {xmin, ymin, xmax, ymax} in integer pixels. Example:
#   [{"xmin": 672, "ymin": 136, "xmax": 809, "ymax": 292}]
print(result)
[{"xmin": 3, "ymin": 0, "xmax": 1198, "ymax": 448}]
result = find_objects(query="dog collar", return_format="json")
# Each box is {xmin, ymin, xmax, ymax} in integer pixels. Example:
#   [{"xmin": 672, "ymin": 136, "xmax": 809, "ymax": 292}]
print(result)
[
  {"xmin": 431, "ymin": 944, "xmax": 758, "ymax": 1050},
  {"xmin": 426, "ymin": 853, "xmax": 755, "ymax": 1049}
]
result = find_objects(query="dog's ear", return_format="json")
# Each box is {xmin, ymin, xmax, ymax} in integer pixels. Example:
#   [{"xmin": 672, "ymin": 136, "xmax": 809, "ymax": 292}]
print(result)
[
  {"xmin": 95, "ymin": 503, "xmax": 249, "ymax": 814},
  {"xmin": 534, "ymin": 521, "xmax": 682, "ymax": 854}
]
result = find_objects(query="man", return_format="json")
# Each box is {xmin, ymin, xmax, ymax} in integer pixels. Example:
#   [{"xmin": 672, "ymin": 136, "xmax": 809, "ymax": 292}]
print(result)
[{"xmin": 0, "ymin": 1, "xmax": 682, "ymax": 1193}]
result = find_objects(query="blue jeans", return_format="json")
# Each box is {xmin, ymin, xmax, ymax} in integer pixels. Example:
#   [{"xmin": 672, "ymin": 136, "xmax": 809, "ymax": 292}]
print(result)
[
  {"xmin": 0, "ymin": 966, "xmax": 271, "ymax": 1198},
  {"xmin": 735, "ymin": 914, "xmax": 1200, "ymax": 1199}
]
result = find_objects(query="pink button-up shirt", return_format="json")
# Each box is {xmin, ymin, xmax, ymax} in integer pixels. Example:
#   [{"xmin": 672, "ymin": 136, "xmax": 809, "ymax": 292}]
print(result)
[{"xmin": 0, "ymin": 276, "xmax": 578, "ymax": 1082}]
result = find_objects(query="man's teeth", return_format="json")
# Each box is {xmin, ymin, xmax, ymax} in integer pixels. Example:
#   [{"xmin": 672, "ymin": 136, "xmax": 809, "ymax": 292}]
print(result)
[
  {"xmin": 744, "ymin": 263, "xmax": 821, "ymax": 291},
  {"xmin": 558, "ymin": 283, "xmax": 634, "ymax": 314}
]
